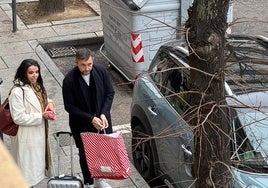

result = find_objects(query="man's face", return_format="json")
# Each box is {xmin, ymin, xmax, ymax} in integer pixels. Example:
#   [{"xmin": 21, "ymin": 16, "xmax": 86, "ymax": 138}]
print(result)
[{"xmin": 76, "ymin": 56, "xmax": 94, "ymax": 75}]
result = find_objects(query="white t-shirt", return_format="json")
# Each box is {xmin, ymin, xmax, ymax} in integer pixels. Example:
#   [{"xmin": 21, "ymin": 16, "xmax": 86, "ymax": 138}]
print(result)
[{"xmin": 82, "ymin": 74, "xmax": 90, "ymax": 86}]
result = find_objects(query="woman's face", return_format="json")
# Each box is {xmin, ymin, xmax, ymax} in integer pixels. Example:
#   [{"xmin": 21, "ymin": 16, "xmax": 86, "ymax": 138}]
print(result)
[{"xmin": 27, "ymin": 65, "xmax": 39, "ymax": 84}]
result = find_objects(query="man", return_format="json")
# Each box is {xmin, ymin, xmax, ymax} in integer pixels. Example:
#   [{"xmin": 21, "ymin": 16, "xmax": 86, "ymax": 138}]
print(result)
[{"xmin": 62, "ymin": 48, "xmax": 115, "ymax": 188}]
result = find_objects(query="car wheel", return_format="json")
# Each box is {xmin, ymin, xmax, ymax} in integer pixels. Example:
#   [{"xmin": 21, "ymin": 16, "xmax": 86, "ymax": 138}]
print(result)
[{"xmin": 132, "ymin": 124, "xmax": 155, "ymax": 181}]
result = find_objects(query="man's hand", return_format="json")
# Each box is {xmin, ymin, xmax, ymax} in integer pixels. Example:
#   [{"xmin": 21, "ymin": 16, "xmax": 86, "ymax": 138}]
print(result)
[
  {"xmin": 92, "ymin": 117, "xmax": 105, "ymax": 130},
  {"xmin": 100, "ymin": 114, "xmax": 108, "ymax": 128}
]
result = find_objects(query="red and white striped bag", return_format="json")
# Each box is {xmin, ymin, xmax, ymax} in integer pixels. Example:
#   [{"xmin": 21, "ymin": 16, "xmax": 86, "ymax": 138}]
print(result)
[{"xmin": 80, "ymin": 132, "xmax": 132, "ymax": 180}]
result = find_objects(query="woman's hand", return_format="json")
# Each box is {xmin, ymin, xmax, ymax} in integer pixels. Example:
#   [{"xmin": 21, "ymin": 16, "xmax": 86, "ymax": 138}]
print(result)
[
  {"xmin": 44, "ymin": 102, "xmax": 56, "ymax": 120},
  {"xmin": 43, "ymin": 111, "xmax": 56, "ymax": 120},
  {"xmin": 45, "ymin": 102, "xmax": 55, "ymax": 113}
]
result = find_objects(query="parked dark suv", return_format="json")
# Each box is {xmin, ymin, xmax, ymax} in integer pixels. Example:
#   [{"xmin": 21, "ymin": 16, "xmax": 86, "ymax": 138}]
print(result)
[{"xmin": 130, "ymin": 35, "xmax": 268, "ymax": 187}]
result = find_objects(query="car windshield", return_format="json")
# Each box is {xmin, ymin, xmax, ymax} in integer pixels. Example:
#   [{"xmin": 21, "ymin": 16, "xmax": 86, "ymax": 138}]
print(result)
[
  {"xmin": 232, "ymin": 107, "xmax": 268, "ymax": 172},
  {"xmin": 225, "ymin": 37, "xmax": 268, "ymax": 95}
]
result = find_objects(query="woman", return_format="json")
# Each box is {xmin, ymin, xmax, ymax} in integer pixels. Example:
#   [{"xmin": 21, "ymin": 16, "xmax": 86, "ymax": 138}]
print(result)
[{"xmin": 9, "ymin": 59, "xmax": 56, "ymax": 187}]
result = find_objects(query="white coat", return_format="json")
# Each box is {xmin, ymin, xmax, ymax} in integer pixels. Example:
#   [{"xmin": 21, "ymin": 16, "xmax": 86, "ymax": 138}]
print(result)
[{"xmin": 8, "ymin": 84, "xmax": 52, "ymax": 186}]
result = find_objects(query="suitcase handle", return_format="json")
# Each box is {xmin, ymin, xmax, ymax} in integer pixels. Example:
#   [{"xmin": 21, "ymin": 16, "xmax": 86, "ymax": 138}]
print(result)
[
  {"xmin": 56, "ymin": 131, "xmax": 74, "ymax": 176},
  {"xmin": 56, "ymin": 131, "xmax": 72, "ymax": 137}
]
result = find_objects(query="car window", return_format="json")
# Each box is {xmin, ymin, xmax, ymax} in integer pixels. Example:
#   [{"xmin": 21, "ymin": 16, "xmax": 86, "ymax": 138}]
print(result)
[
  {"xmin": 231, "ymin": 108, "xmax": 268, "ymax": 172},
  {"xmin": 150, "ymin": 54, "xmax": 190, "ymax": 114},
  {"xmin": 232, "ymin": 117, "xmax": 255, "ymax": 160},
  {"xmin": 225, "ymin": 38, "xmax": 268, "ymax": 95}
]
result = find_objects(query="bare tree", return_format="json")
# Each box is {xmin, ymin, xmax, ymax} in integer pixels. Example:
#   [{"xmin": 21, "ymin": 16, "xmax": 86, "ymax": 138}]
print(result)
[
  {"xmin": 185, "ymin": 0, "xmax": 232, "ymax": 187},
  {"xmin": 37, "ymin": 0, "xmax": 65, "ymax": 16}
]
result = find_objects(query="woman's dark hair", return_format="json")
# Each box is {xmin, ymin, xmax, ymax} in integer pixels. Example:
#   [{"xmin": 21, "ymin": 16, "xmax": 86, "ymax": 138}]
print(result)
[{"xmin": 14, "ymin": 59, "xmax": 46, "ymax": 94}]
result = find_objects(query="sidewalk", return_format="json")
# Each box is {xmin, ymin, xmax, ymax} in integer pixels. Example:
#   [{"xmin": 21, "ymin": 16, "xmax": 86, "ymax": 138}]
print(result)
[{"xmin": 0, "ymin": 0, "xmax": 149, "ymax": 187}]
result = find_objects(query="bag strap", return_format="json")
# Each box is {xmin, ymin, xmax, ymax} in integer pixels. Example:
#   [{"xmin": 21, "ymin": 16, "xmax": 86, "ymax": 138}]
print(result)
[
  {"xmin": 9, "ymin": 84, "xmax": 24, "ymax": 99},
  {"xmin": 97, "ymin": 127, "xmax": 107, "ymax": 134}
]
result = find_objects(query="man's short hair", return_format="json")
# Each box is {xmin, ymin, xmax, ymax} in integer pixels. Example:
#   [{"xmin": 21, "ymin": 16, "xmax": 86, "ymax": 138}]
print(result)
[{"xmin": 76, "ymin": 48, "xmax": 93, "ymax": 60}]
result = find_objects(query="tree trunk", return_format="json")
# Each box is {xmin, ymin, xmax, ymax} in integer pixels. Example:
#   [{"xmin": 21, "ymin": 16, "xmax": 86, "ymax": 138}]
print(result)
[
  {"xmin": 185, "ymin": 0, "xmax": 232, "ymax": 187},
  {"xmin": 37, "ymin": 0, "xmax": 65, "ymax": 16}
]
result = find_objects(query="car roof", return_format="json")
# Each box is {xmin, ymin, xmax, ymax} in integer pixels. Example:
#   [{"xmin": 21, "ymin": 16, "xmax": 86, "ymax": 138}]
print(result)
[
  {"xmin": 160, "ymin": 34, "xmax": 268, "ymax": 56},
  {"xmin": 157, "ymin": 35, "xmax": 268, "ymax": 98}
]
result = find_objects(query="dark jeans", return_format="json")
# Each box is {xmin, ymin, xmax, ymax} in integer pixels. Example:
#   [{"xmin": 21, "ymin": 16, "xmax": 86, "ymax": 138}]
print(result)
[{"xmin": 78, "ymin": 145, "xmax": 93, "ymax": 185}]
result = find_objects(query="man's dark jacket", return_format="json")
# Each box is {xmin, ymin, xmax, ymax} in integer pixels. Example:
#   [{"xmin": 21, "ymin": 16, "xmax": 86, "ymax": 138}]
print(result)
[{"xmin": 62, "ymin": 63, "xmax": 115, "ymax": 147}]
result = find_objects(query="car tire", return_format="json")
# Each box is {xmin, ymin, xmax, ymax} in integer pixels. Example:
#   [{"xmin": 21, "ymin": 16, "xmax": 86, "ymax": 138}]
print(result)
[{"xmin": 132, "ymin": 124, "xmax": 155, "ymax": 181}]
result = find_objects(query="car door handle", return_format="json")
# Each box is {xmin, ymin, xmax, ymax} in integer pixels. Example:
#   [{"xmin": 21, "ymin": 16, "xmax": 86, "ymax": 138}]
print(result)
[
  {"xmin": 181, "ymin": 144, "xmax": 192, "ymax": 156},
  {"xmin": 148, "ymin": 105, "xmax": 157, "ymax": 116}
]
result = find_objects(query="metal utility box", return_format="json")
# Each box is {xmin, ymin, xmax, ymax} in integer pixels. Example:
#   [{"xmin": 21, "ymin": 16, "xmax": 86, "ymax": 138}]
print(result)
[{"xmin": 100, "ymin": 0, "xmax": 192, "ymax": 81}]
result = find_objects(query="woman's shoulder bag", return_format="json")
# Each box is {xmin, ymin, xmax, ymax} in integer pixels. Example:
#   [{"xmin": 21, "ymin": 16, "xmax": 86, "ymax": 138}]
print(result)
[{"xmin": 0, "ymin": 85, "xmax": 24, "ymax": 136}]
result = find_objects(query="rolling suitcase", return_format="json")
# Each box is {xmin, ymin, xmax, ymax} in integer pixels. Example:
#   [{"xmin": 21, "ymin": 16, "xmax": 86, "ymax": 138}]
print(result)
[{"xmin": 47, "ymin": 131, "xmax": 83, "ymax": 188}]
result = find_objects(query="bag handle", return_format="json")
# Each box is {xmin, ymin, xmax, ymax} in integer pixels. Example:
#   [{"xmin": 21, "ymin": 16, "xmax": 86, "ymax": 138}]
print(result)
[{"xmin": 97, "ymin": 125, "xmax": 108, "ymax": 134}]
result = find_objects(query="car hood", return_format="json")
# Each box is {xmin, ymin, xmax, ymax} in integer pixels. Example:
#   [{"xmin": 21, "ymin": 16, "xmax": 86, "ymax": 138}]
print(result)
[
  {"xmin": 226, "ymin": 91, "xmax": 268, "ymax": 107},
  {"xmin": 232, "ymin": 167, "xmax": 268, "ymax": 188}
]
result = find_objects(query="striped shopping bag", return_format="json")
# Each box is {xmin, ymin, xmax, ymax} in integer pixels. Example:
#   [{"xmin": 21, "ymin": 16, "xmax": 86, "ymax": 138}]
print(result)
[{"xmin": 80, "ymin": 132, "xmax": 132, "ymax": 180}]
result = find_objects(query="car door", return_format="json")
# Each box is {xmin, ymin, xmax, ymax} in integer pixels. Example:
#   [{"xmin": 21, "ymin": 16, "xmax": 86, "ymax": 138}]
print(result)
[{"xmin": 147, "ymin": 50, "xmax": 194, "ymax": 187}]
